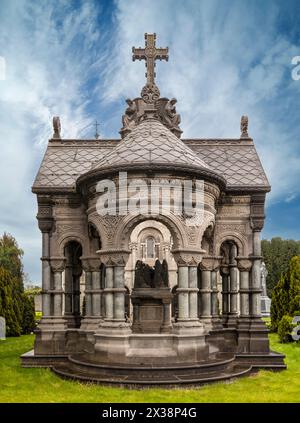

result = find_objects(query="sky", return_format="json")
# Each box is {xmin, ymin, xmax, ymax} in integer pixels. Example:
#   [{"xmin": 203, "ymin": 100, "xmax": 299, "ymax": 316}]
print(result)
[{"xmin": 0, "ymin": 0, "xmax": 300, "ymax": 284}]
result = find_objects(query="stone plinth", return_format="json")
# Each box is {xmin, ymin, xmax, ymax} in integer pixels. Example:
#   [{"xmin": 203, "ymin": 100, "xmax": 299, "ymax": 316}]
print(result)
[{"xmin": 131, "ymin": 287, "xmax": 172, "ymax": 334}]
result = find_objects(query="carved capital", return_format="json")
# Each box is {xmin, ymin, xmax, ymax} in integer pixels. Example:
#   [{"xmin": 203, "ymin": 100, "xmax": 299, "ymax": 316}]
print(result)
[
  {"xmin": 50, "ymin": 257, "xmax": 66, "ymax": 273},
  {"xmin": 220, "ymin": 265, "xmax": 230, "ymax": 277},
  {"xmin": 37, "ymin": 195, "xmax": 53, "ymax": 233},
  {"xmin": 236, "ymin": 257, "xmax": 252, "ymax": 271},
  {"xmin": 97, "ymin": 249, "xmax": 130, "ymax": 266},
  {"xmin": 172, "ymin": 249, "xmax": 205, "ymax": 266},
  {"xmin": 200, "ymin": 256, "xmax": 222, "ymax": 271},
  {"xmin": 81, "ymin": 256, "xmax": 101, "ymax": 272},
  {"xmin": 250, "ymin": 193, "xmax": 266, "ymax": 231}
]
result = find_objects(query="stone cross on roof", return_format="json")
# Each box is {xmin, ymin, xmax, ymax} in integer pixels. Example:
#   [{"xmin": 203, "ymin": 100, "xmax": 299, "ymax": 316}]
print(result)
[{"xmin": 132, "ymin": 33, "xmax": 168, "ymax": 86}]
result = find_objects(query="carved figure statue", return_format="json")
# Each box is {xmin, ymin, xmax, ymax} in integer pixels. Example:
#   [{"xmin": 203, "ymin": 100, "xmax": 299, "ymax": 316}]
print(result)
[
  {"xmin": 134, "ymin": 260, "xmax": 153, "ymax": 288},
  {"xmin": 52, "ymin": 116, "xmax": 61, "ymax": 139},
  {"xmin": 164, "ymin": 98, "xmax": 181, "ymax": 128},
  {"xmin": 122, "ymin": 99, "xmax": 137, "ymax": 130},
  {"xmin": 240, "ymin": 115, "xmax": 249, "ymax": 137}
]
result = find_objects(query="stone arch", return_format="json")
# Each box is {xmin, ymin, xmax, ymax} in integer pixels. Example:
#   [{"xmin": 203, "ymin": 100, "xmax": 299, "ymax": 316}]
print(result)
[
  {"xmin": 58, "ymin": 233, "xmax": 87, "ymax": 257},
  {"xmin": 114, "ymin": 212, "xmax": 187, "ymax": 251},
  {"xmin": 214, "ymin": 232, "xmax": 247, "ymax": 257}
]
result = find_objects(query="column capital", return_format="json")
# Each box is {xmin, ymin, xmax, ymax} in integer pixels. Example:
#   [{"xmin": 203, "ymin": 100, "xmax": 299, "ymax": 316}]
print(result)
[
  {"xmin": 172, "ymin": 249, "xmax": 205, "ymax": 266},
  {"xmin": 50, "ymin": 257, "xmax": 66, "ymax": 272},
  {"xmin": 220, "ymin": 265, "xmax": 230, "ymax": 276},
  {"xmin": 236, "ymin": 256, "xmax": 252, "ymax": 271},
  {"xmin": 81, "ymin": 256, "xmax": 101, "ymax": 272},
  {"xmin": 97, "ymin": 249, "xmax": 131, "ymax": 266},
  {"xmin": 200, "ymin": 256, "xmax": 222, "ymax": 271}
]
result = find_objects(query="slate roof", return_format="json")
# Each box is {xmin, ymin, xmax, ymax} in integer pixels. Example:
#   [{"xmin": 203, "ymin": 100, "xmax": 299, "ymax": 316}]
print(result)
[
  {"xmin": 91, "ymin": 119, "xmax": 209, "ymax": 171},
  {"xmin": 32, "ymin": 120, "xmax": 270, "ymax": 193}
]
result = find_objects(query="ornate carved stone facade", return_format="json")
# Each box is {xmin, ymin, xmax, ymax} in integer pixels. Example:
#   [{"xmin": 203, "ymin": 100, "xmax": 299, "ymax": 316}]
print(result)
[{"xmin": 23, "ymin": 33, "xmax": 286, "ymax": 386}]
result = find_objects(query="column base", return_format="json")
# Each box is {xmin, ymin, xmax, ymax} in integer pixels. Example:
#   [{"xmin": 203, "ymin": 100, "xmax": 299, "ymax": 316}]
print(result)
[
  {"xmin": 37, "ymin": 316, "xmax": 68, "ymax": 331},
  {"xmin": 226, "ymin": 314, "xmax": 238, "ymax": 329},
  {"xmin": 80, "ymin": 316, "xmax": 103, "ymax": 331},
  {"xmin": 173, "ymin": 319, "xmax": 205, "ymax": 335}
]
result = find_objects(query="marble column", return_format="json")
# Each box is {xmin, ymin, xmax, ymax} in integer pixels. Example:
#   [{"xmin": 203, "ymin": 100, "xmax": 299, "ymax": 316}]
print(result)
[
  {"xmin": 80, "ymin": 258, "xmax": 102, "ymax": 330},
  {"xmin": 97, "ymin": 250, "xmax": 131, "ymax": 330},
  {"xmin": 114, "ymin": 265, "xmax": 126, "ymax": 321},
  {"xmin": 177, "ymin": 266, "xmax": 189, "ymax": 321},
  {"xmin": 104, "ymin": 266, "xmax": 114, "ymax": 320},
  {"xmin": 49, "ymin": 258, "xmax": 67, "ymax": 329},
  {"xmin": 227, "ymin": 244, "xmax": 238, "ymax": 327},
  {"xmin": 92, "ymin": 270, "xmax": 101, "ymax": 317},
  {"xmin": 211, "ymin": 267, "xmax": 222, "ymax": 329},
  {"xmin": 251, "ymin": 231, "xmax": 262, "ymax": 317},
  {"xmin": 188, "ymin": 266, "xmax": 198, "ymax": 320},
  {"xmin": 220, "ymin": 266, "xmax": 230, "ymax": 326},
  {"xmin": 41, "ymin": 232, "xmax": 51, "ymax": 317},
  {"xmin": 236, "ymin": 258, "xmax": 252, "ymax": 318}
]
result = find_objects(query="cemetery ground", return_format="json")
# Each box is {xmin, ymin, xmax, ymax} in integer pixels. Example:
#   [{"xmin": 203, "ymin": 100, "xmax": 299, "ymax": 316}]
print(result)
[{"xmin": 0, "ymin": 333, "xmax": 299, "ymax": 403}]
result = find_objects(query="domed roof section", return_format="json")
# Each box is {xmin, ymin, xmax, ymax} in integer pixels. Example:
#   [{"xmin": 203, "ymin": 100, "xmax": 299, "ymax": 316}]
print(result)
[{"xmin": 92, "ymin": 119, "xmax": 209, "ymax": 171}]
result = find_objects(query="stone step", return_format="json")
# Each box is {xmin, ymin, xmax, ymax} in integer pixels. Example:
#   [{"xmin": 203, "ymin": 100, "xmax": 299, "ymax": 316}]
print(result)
[{"xmin": 52, "ymin": 358, "xmax": 252, "ymax": 387}]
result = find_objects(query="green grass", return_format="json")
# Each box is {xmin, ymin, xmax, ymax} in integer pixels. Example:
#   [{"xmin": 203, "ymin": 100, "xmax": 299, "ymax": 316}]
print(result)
[{"xmin": 0, "ymin": 334, "xmax": 299, "ymax": 402}]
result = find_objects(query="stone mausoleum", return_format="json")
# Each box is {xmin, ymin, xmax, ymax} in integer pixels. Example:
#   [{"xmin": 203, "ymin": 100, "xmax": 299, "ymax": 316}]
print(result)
[{"xmin": 22, "ymin": 34, "xmax": 285, "ymax": 386}]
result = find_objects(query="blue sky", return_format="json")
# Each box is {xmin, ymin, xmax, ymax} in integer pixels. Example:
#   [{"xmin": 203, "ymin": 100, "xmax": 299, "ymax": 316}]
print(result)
[{"xmin": 0, "ymin": 0, "xmax": 300, "ymax": 284}]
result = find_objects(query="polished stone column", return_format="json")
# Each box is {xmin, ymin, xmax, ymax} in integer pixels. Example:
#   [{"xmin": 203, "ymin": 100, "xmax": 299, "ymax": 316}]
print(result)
[
  {"xmin": 177, "ymin": 266, "xmax": 189, "ymax": 320},
  {"xmin": 104, "ymin": 266, "xmax": 114, "ymax": 320},
  {"xmin": 251, "ymin": 231, "xmax": 262, "ymax": 317},
  {"xmin": 84, "ymin": 271, "xmax": 92, "ymax": 316},
  {"xmin": 92, "ymin": 270, "xmax": 101, "ymax": 317},
  {"xmin": 236, "ymin": 258, "xmax": 252, "ymax": 318},
  {"xmin": 188, "ymin": 266, "xmax": 198, "ymax": 320},
  {"xmin": 114, "ymin": 265, "xmax": 126, "ymax": 321},
  {"xmin": 211, "ymin": 269, "xmax": 219, "ymax": 320},
  {"xmin": 49, "ymin": 258, "xmax": 67, "ymax": 329},
  {"xmin": 220, "ymin": 266, "xmax": 230, "ymax": 326},
  {"xmin": 41, "ymin": 232, "xmax": 51, "ymax": 317},
  {"xmin": 227, "ymin": 244, "xmax": 238, "ymax": 327}
]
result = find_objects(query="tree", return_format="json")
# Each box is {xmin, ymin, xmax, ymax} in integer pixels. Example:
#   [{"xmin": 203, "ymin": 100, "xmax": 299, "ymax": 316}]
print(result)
[
  {"xmin": 0, "ymin": 267, "xmax": 22, "ymax": 336},
  {"xmin": 261, "ymin": 237, "xmax": 300, "ymax": 296},
  {"xmin": 0, "ymin": 233, "xmax": 36, "ymax": 336},
  {"xmin": 271, "ymin": 255, "xmax": 300, "ymax": 332}
]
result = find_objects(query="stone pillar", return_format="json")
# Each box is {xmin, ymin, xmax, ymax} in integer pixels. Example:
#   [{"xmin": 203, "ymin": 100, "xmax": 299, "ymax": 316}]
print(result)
[
  {"xmin": 114, "ymin": 266, "xmax": 126, "ymax": 321},
  {"xmin": 41, "ymin": 232, "xmax": 51, "ymax": 317},
  {"xmin": 211, "ymin": 266, "xmax": 222, "ymax": 329},
  {"xmin": 199, "ymin": 256, "xmax": 221, "ymax": 329},
  {"xmin": 80, "ymin": 257, "xmax": 102, "ymax": 330},
  {"xmin": 177, "ymin": 266, "xmax": 189, "ymax": 321},
  {"xmin": 97, "ymin": 250, "xmax": 131, "ymax": 331},
  {"xmin": 227, "ymin": 244, "xmax": 238, "ymax": 328},
  {"xmin": 236, "ymin": 258, "xmax": 252, "ymax": 318},
  {"xmin": 220, "ymin": 266, "xmax": 230, "ymax": 326},
  {"xmin": 172, "ymin": 250, "xmax": 204, "ymax": 333},
  {"xmin": 188, "ymin": 266, "xmax": 198, "ymax": 320},
  {"xmin": 49, "ymin": 258, "xmax": 67, "ymax": 329},
  {"xmin": 104, "ymin": 266, "xmax": 114, "ymax": 320},
  {"xmin": 251, "ymin": 231, "xmax": 262, "ymax": 317},
  {"xmin": 36, "ymin": 197, "xmax": 53, "ymax": 326}
]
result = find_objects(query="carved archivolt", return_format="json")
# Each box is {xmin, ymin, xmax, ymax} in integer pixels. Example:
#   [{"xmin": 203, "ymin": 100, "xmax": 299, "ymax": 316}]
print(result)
[
  {"xmin": 214, "ymin": 231, "xmax": 248, "ymax": 257},
  {"xmin": 114, "ymin": 212, "xmax": 188, "ymax": 250}
]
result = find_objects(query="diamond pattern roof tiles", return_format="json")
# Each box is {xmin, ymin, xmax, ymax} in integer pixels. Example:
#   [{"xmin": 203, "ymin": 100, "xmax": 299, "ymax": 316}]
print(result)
[
  {"xmin": 32, "ymin": 123, "xmax": 269, "ymax": 192},
  {"xmin": 91, "ymin": 120, "xmax": 209, "ymax": 171}
]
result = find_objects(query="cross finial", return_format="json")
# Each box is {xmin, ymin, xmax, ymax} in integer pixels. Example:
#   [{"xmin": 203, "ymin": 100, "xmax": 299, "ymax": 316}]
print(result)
[
  {"xmin": 132, "ymin": 33, "xmax": 168, "ymax": 87},
  {"xmin": 94, "ymin": 120, "xmax": 100, "ymax": 139}
]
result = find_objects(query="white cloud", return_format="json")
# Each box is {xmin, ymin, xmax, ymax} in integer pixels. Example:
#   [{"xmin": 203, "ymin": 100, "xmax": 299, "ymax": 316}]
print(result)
[{"xmin": 103, "ymin": 0, "xmax": 300, "ymax": 204}]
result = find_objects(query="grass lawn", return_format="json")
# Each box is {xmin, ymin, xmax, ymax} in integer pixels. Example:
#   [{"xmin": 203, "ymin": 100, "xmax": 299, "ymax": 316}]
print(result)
[{"xmin": 0, "ymin": 334, "xmax": 299, "ymax": 403}]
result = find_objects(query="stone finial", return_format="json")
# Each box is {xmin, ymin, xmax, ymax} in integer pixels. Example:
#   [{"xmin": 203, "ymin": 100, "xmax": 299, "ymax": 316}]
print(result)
[
  {"xmin": 240, "ymin": 115, "xmax": 249, "ymax": 138},
  {"xmin": 52, "ymin": 116, "xmax": 61, "ymax": 139}
]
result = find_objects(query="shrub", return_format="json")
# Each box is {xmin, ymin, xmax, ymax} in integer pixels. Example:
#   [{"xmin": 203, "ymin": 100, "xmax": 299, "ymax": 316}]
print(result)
[
  {"xmin": 21, "ymin": 293, "xmax": 36, "ymax": 334},
  {"xmin": 278, "ymin": 315, "xmax": 294, "ymax": 343}
]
